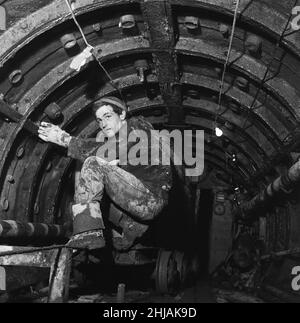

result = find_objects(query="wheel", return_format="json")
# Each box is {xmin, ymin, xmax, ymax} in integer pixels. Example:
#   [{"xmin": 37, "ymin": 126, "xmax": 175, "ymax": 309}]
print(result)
[
  {"xmin": 174, "ymin": 251, "xmax": 190, "ymax": 288},
  {"xmin": 155, "ymin": 249, "xmax": 179, "ymax": 294}
]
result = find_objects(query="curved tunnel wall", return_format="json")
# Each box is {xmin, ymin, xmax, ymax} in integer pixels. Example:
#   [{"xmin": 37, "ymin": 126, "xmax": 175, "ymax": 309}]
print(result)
[{"xmin": 0, "ymin": 0, "xmax": 299, "ymax": 248}]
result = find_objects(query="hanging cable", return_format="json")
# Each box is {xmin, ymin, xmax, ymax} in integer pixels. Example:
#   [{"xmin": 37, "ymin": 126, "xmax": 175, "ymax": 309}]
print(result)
[
  {"xmin": 64, "ymin": 0, "xmax": 127, "ymax": 105},
  {"xmin": 213, "ymin": 0, "xmax": 240, "ymax": 136},
  {"xmin": 240, "ymin": 0, "xmax": 297, "ymax": 132}
]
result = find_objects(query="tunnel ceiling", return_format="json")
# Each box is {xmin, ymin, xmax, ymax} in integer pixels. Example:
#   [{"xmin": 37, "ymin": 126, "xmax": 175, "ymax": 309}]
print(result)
[{"xmin": 0, "ymin": 0, "xmax": 300, "ymax": 222}]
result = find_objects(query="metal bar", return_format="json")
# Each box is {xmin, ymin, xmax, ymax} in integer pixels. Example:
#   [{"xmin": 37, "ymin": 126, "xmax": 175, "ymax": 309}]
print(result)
[
  {"xmin": 141, "ymin": 0, "xmax": 184, "ymax": 124},
  {"xmin": 235, "ymin": 158, "xmax": 300, "ymax": 220},
  {"xmin": 0, "ymin": 220, "xmax": 68, "ymax": 240},
  {"xmin": 0, "ymin": 98, "xmax": 38, "ymax": 134},
  {"xmin": 48, "ymin": 247, "xmax": 72, "ymax": 303},
  {"xmin": 0, "ymin": 247, "xmax": 55, "ymax": 267}
]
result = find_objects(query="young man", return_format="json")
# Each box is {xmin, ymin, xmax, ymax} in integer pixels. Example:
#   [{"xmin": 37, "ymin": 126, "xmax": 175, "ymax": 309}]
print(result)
[{"xmin": 38, "ymin": 96, "xmax": 172, "ymax": 250}]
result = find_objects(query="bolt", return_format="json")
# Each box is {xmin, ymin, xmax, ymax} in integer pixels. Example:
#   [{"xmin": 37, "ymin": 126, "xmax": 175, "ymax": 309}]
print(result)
[
  {"xmin": 93, "ymin": 23, "xmax": 102, "ymax": 32},
  {"xmin": 60, "ymin": 34, "xmax": 77, "ymax": 50},
  {"xmin": 9, "ymin": 70, "xmax": 23, "ymax": 85},
  {"xmin": 45, "ymin": 103, "xmax": 62, "ymax": 121},
  {"xmin": 21, "ymin": 22, "xmax": 28, "ymax": 30},
  {"xmin": 184, "ymin": 16, "xmax": 199, "ymax": 31},
  {"xmin": 119, "ymin": 15, "xmax": 136, "ymax": 30}
]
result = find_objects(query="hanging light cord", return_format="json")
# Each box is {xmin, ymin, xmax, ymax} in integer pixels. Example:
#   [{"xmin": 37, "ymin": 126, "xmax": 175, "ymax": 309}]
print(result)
[
  {"xmin": 64, "ymin": 0, "xmax": 126, "ymax": 104},
  {"xmin": 214, "ymin": 0, "xmax": 240, "ymax": 135}
]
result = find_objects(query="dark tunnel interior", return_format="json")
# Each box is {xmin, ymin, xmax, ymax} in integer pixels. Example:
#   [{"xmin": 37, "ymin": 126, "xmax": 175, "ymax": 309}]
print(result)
[{"xmin": 0, "ymin": 0, "xmax": 300, "ymax": 303}]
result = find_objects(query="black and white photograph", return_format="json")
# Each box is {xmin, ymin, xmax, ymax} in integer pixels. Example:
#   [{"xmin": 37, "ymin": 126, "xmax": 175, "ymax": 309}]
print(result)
[{"xmin": 0, "ymin": 0, "xmax": 300, "ymax": 308}]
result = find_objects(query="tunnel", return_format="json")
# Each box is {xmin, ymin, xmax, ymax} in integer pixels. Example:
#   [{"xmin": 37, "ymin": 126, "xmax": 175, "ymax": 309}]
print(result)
[{"xmin": 0, "ymin": 0, "xmax": 300, "ymax": 303}]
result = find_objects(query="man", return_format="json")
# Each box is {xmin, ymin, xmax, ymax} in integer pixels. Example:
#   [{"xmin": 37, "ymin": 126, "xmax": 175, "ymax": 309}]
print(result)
[{"xmin": 38, "ymin": 96, "xmax": 172, "ymax": 250}]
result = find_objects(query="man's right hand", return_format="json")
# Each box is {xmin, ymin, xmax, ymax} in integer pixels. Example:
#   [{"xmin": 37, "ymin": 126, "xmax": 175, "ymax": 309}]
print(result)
[{"xmin": 38, "ymin": 122, "xmax": 72, "ymax": 148}]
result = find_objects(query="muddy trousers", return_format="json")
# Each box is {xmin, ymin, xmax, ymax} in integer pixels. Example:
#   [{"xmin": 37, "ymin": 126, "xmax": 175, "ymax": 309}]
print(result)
[{"xmin": 73, "ymin": 156, "xmax": 166, "ymax": 246}]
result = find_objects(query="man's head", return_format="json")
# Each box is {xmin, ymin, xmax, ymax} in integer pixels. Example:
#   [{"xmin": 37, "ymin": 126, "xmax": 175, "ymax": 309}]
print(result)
[{"xmin": 93, "ymin": 96, "xmax": 127, "ymax": 138}]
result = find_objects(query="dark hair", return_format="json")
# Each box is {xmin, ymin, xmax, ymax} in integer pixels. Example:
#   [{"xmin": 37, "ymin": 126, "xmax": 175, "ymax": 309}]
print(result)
[
  {"xmin": 92, "ymin": 96, "xmax": 126, "ymax": 116},
  {"xmin": 92, "ymin": 102, "xmax": 124, "ymax": 116}
]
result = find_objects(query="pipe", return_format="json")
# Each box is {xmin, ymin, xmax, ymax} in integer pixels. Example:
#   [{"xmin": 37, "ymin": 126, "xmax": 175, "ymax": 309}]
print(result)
[
  {"xmin": 235, "ymin": 158, "xmax": 300, "ymax": 220},
  {"xmin": 0, "ymin": 220, "xmax": 68, "ymax": 240}
]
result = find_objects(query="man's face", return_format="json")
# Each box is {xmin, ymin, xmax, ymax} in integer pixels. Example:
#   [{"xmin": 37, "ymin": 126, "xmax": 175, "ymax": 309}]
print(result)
[{"xmin": 95, "ymin": 105, "xmax": 125, "ymax": 138}]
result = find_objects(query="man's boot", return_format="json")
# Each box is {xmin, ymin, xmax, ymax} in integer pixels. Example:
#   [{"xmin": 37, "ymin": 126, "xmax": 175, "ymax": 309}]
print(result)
[
  {"xmin": 114, "ymin": 215, "xmax": 149, "ymax": 251},
  {"xmin": 67, "ymin": 201, "xmax": 106, "ymax": 250}
]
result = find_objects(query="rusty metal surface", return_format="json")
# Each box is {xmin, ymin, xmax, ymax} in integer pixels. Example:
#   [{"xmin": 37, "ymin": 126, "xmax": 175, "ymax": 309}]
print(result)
[
  {"xmin": 48, "ymin": 247, "xmax": 72, "ymax": 303},
  {"xmin": 141, "ymin": 0, "xmax": 184, "ymax": 124},
  {"xmin": 172, "ymin": 0, "xmax": 300, "ymax": 57},
  {"xmin": 0, "ymin": 220, "xmax": 67, "ymax": 239},
  {"xmin": 177, "ymin": 37, "xmax": 300, "ymax": 120},
  {"xmin": 0, "ymin": 246, "xmax": 55, "ymax": 267}
]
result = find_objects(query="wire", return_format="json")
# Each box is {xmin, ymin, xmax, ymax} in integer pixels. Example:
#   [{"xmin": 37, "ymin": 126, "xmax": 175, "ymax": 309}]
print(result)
[
  {"xmin": 214, "ymin": 0, "xmax": 240, "ymax": 135},
  {"xmin": 240, "ymin": 0, "xmax": 298, "ymax": 132},
  {"xmin": 64, "ymin": 0, "xmax": 127, "ymax": 105}
]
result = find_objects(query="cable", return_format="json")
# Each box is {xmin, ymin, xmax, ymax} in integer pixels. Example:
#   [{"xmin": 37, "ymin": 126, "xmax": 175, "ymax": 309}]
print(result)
[
  {"xmin": 64, "ymin": 0, "xmax": 127, "ymax": 105},
  {"xmin": 240, "ymin": 0, "xmax": 298, "ymax": 132},
  {"xmin": 213, "ymin": 0, "xmax": 240, "ymax": 135}
]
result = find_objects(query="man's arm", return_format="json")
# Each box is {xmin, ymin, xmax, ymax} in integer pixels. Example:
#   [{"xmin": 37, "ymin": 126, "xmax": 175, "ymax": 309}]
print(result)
[{"xmin": 38, "ymin": 122, "xmax": 99, "ymax": 162}]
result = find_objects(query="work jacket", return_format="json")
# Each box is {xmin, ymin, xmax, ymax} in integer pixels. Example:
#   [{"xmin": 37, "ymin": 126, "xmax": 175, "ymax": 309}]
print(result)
[{"xmin": 67, "ymin": 116, "xmax": 173, "ymax": 201}]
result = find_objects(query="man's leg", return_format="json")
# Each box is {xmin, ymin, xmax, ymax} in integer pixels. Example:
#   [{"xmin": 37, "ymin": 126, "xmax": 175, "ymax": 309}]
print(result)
[
  {"xmin": 78, "ymin": 156, "xmax": 166, "ymax": 221},
  {"xmin": 71, "ymin": 156, "xmax": 167, "ymax": 249},
  {"xmin": 68, "ymin": 158, "xmax": 107, "ymax": 249}
]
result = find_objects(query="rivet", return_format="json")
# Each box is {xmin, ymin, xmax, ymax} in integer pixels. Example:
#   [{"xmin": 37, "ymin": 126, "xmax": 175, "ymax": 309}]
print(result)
[
  {"xmin": 7, "ymin": 175, "xmax": 14, "ymax": 183},
  {"xmin": 21, "ymin": 22, "xmax": 28, "ymax": 30},
  {"xmin": 9, "ymin": 70, "xmax": 23, "ymax": 85},
  {"xmin": 57, "ymin": 67, "xmax": 65, "ymax": 74},
  {"xmin": 119, "ymin": 15, "xmax": 136, "ymax": 30},
  {"xmin": 60, "ymin": 33, "xmax": 77, "ymax": 50},
  {"xmin": 184, "ymin": 16, "xmax": 199, "ymax": 31},
  {"xmin": 16, "ymin": 147, "xmax": 25, "ymax": 159},
  {"xmin": 1, "ymin": 199, "xmax": 9, "ymax": 211}
]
